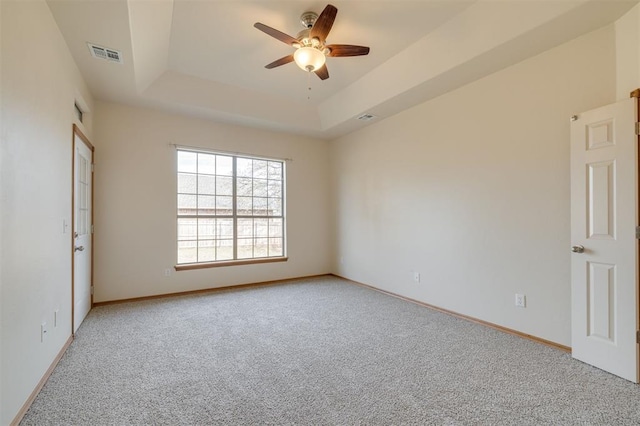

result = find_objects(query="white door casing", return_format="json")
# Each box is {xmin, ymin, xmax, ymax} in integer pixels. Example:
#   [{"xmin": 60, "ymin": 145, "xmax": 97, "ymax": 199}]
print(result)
[
  {"xmin": 73, "ymin": 129, "xmax": 93, "ymax": 333},
  {"xmin": 570, "ymin": 97, "xmax": 638, "ymax": 382}
]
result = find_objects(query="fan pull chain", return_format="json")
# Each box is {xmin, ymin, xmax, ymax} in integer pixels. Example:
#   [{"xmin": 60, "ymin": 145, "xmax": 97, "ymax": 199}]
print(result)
[{"xmin": 307, "ymin": 71, "xmax": 312, "ymax": 100}]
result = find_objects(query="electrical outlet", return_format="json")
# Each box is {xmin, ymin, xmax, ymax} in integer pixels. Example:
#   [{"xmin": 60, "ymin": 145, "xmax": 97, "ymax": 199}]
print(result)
[
  {"xmin": 515, "ymin": 294, "xmax": 526, "ymax": 308},
  {"xmin": 41, "ymin": 322, "xmax": 47, "ymax": 342},
  {"xmin": 414, "ymin": 272, "xmax": 421, "ymax": 283},
  {"xmin": 54, "ymin": 309, "xmax": 59, "ymax": 327},
  {"xmin": 164, "ymin": 268, "xmax": 172, "ymax": 277}
]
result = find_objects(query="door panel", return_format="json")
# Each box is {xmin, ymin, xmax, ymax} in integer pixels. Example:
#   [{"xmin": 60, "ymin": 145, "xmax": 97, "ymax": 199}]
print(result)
[
  {"xmin": 587, "ymin": 161, "xmax": 614, "ymax": 239},
  {"xmin": 570, "ymin": 97, "xmax": 638, "ymax": 382},
  {"xmin": 73, "ymin": 132, "xmax": 93, "ymax": 333},
  {"xmin": 587, "ymin": 261, "xmax": 615, "ymax": 342}
]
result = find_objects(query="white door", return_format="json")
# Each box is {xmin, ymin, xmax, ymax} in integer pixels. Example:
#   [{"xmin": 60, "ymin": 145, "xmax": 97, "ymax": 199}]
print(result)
[
  {"xmin": 73, "ymin": 131, "xmax": 93, "ymax": 333},
  {"xmin": 570, "ymin": 97, "xmax": 638, "ymax": 382}
]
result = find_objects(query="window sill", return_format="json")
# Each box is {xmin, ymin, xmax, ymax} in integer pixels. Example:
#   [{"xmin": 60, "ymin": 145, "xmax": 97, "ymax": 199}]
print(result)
[{"xmin": 175, "ymin": 256, "xmax": 288, "ymax": 271}]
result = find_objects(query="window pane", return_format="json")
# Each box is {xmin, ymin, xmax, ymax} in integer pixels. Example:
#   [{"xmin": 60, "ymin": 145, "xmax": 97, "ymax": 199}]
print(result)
[
  {"xmin": 198, "ymin": 218, "xmax": 215, "ymax": 239},
  {"xmin": 178, "ymin": 218, "xmax": 197, "ymax": 241},
  {"xmin": 237, "ymin": 178, "xmax": 253, "ymax": 196},
  {"xmin": 178, "ymin": 240, "xmax": 197, "ymax": 264},
  {"xmin": 253, "ymin": 160, "xmax": 268, "ymax": 179},
  {"xmin": 198, "ymin": 195, "xmax": 215, "ymax": 215},
  {"xmin": 268, "ymin": 162, "xmax": 282, "ymax": 180},
  {"xmin": 253, "ymin": 197, "xmax": 268, "ymax": 216},
  {"xmin": 178, "ymin": 151, "xmax": 197, "ymax": 173},
  {"xmin": 216, "ymin": 155, "xmax": 233, "ymax": 176},
  {"xmin": 75, "ymin": 103, "xmax": 83, "ymax": 123},
  {"xmin": 217, "ymin": 218, "xmax": 233, "ymax": 238},
  {"xmin": 254, "ymin": 238, "xmax": 268, "ymax": 257},
  {"xmin": 178, "ymin": 173, "xmax": 197, "ymax": 194},
  {"xmin": 216, "ymin": 196, "xmax": 232, "ymax": 214},
  {"xmin": 198, "ymin": 153, "xmax": 216, "ymax": 175},
  {"xmin": 178, "ymin": 194, "xmax": 196, "ymax": 215},
  {"xmin": 216, "ymin": 176, "xmax": 233, "ymax": 196},
  {"xmin": 269, "ymin": 218, "xmax": 283, "ymax": 237},
  {"xmin": 254, "ymin": 219, "xmax": 268, "ymax": 237},
  {"xmin": 269, "ymin": 238, "xmax": 283, "ymax": 256},
  {"xmin": 237, "ymin": 196, "xmax": 252, "ymax": 215},
  {"xmin": 216, "ymin": 240, "xmax": 234, "ymax": 260},
  {"xmin": 237, "ymin": 158, "xmax": 252, "ymax": 177},
  {"xmin": 253, "ymin": 179, "xmax": 268, "ymax": 197},
  {"xmin": 237, "ymin": 218, "xmax": 253, "ymax": 238},
  {"xmin": 267, "ymin": 180, "xmax": 281, "ymax": 198},
  {"xmin": 198, "ymin": 175, "xmax": 216, "ymax": 195},
  {"xmin": 237, "ymin": 239, "xmax": 253, "ymax": 259},
  {"xmin": 268, "ymin": 198, "xmax": 282, "ymax": 216},
  {"xmin": 198, "ymin": 240, "xmax": 215, "ymax": 262}
]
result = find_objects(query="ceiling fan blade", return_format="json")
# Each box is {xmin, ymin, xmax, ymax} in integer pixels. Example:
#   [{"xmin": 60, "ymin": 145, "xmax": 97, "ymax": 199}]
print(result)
[
  {"xmin": 314, "ymin": 64, "xmax": 329, "ymax": 80},
  {"xmin": 254, "ymin": 22, "xmax": 298, "ymax": 46},
  {"xmin": 326, "ymin": 44, "xmax": 370, "ymax": 57},
  {"xmin": 265, "ymin": 55, "xmax": 294, "ymax": 69},
  {"xmin": 310, "ymin": 4, "xmax": 337, "ymax": 41}
]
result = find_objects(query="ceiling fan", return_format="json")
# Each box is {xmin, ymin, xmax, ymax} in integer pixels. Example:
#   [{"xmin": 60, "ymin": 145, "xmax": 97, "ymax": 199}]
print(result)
[{"xmin": 254, "ymin": 4, "xmax": 370, "ymax": 80}]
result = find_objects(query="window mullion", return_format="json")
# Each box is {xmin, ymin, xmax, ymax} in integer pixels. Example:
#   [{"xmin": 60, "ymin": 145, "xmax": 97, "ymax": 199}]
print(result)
[
  {"xmin": 213, "ymin": 163, "xmax": 217, "ymax": 262},
  {"xmin": 195, "ymin": 153, "xmax": 199, "ymax": 263},
  {"xmin": 232, "ymin": 156, "xmax": 238, "ymax": 261},
  {"xmin": 251, "ymin": 162, "xmax": 255, "ymax": 259}
]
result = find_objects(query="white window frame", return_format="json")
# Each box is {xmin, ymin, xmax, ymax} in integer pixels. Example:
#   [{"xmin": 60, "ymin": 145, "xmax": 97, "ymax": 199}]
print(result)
[{"xmin": 175, "ymin": 148, "xmax": 287, "ymax": 270}]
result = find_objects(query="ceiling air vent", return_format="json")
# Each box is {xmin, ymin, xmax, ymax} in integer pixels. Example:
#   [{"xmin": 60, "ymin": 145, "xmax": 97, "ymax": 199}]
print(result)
[
  {"xmin": 357, "ymin": 113, "xmax": 376, "ymax": 122},
  {"xmin": 87, "ymin": 43, "xmax": 123, "ymax": 64}
]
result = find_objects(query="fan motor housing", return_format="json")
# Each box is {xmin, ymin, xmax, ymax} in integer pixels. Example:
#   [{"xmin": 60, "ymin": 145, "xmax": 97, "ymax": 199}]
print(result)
[{"xmin": 300, "ymin": 11, "xmax": 318, "ymax": 29}]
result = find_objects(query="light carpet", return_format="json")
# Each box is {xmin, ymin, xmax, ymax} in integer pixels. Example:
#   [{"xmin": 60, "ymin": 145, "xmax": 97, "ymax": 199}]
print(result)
[{"xmin": 21, "ymin": 276, "xmax": 640, "ymax": 425}]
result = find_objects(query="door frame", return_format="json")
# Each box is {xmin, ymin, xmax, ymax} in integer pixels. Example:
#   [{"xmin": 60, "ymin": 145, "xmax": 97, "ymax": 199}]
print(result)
[
  {"xmin": 71, "ymin": 124, "xmax": 95, "ymax": 335},
  {"xmin": 633, "ymin": 88, "xmax": 640, "ymax": 377}
]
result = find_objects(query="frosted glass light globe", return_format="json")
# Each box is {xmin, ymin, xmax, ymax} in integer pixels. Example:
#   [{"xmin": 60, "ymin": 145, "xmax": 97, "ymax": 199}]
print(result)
[{"xmin": 293, "ymin": 47, "xmax": 326, "ymax": 72}]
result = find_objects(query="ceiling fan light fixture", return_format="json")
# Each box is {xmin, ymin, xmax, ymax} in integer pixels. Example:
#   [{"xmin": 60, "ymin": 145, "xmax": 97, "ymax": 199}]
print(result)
[
  {"xmin": 254, "ymin": 4, "xmax": 370, "ymax": 80},
  {"xmin": 294, "ymin": 46, "xmax": 325, "ymax": 72}
]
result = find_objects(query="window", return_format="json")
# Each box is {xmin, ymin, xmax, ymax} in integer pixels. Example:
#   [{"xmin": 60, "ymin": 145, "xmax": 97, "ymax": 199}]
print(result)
[
  {"xmin": 176, "ymin": 149, "xmax": 286, "ymax": 268},
  {"xmin": 74, "ymin": 102, "xmax": 83, "ymax": 123}
]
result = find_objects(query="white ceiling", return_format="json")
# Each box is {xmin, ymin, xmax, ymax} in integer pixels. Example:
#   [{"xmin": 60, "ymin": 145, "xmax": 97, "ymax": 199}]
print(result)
[{"xmin": 47, "ymin": 0, "xmax": 638, "ymax": 139}]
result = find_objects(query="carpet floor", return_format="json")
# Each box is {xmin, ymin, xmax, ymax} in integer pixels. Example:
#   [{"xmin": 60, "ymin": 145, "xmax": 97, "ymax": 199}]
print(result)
[{"xmin": 21, "ymin": 276, "xmax": 640, "ymax": 425}]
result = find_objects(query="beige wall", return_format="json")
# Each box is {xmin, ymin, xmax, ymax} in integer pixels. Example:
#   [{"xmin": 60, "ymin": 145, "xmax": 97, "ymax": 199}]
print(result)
[
  {"xmin": 2, "ymin": 3, "xmax": 639, "ymax": 424},
  {"xmin": 92, "ymin": 102, "xmax": 331, "ymax": 303},
  {"xmin": 329, "ymin": 26, "xmax": 616, "ymax": 347},
  {"xmin": 0, "ymin": 1, "xmax": 94, "ymax": 424},
  {"xmin": 616, "ymin": 3, "xmax": 640, "ymax": 99}
]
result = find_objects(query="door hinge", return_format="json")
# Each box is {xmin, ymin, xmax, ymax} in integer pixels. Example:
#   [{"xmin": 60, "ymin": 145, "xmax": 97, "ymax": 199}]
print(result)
[
  {"xmin": 91, "ymin": 224, "xmax": 94, "ymax": 234},
  {"xmin": 636, "ymin": 226, "xmax": 640, "ymax": 239},
  {"xmin": 636, "ymin": 122, "xmax": 640, "ymax": 136},
  {"xmin": 90, "ymin": 286, "xmax": 94, "ymax": 295},
  {"xmin": 637, "ymin": 330, "xmax": 640, "ymax": 344},
  {"xmin": 91, "ymin": 163, "xmax": 95, "ymax": 173}
]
